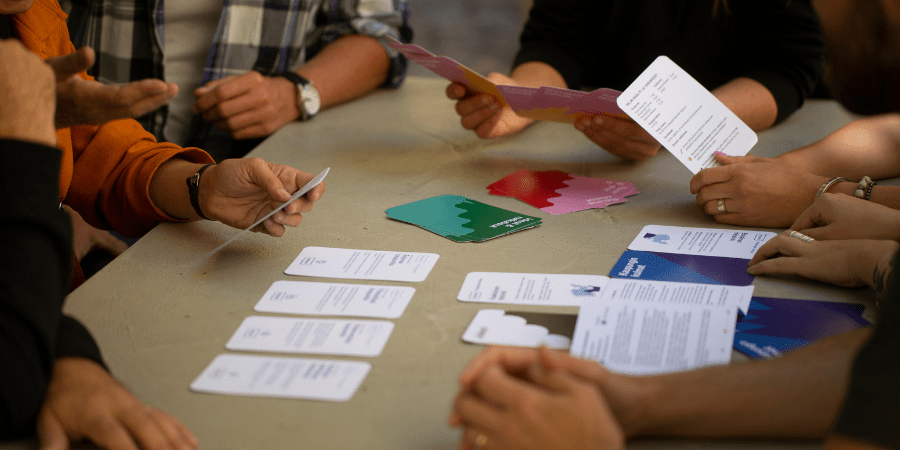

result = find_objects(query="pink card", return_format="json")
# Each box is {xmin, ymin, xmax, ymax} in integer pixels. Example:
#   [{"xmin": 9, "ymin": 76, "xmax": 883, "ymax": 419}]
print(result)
[
  {"xmin": 385, "ymin": 37, "xmax": 507, "ymax": 106},
  {"xmin": 571, "ymin": 88, "xmax": 630, "ymax": 120},
  {"xmin": 488, "ymin": 170, "xmax": 639, "ymax": 215}
]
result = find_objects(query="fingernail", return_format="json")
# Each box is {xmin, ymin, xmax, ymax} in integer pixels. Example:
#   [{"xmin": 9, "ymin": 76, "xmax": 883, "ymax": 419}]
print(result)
[
  {"xmin": 274, "ymin": 211, "xmax": 285, "ymax": 223},
  {"xmin": 575, "ymin": 122, "xmax": 585, "ymax": 131},
  {"xmin": 280, "ymin": 189, "xmax": 291, "ymax": 199},
  {"xmin": 481, "ymin": 96, "xmax": 492, "ymax": 105},
  {"xmin": 592, "ymin": 116, "xmax": 604, "ymax": 126},
  {"xmin": 714, "ymin": 151, "xmax": 727, "ymax": 157}
]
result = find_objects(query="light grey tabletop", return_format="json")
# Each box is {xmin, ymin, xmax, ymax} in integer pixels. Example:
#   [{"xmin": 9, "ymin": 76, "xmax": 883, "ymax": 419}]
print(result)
[{"xmin": 53, "ymin": 77, "xmax": 866, "ymax": 450}]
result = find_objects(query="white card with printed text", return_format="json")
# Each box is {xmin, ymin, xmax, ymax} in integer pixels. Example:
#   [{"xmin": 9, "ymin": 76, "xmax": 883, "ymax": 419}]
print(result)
[
  {"xmin": 285, "ymin": 247, "xmax": 439, "ymax": 282},
  {"xmin": 254, "ymin": 281, "xmax": 414, "ymax": 319},
  {"xmin": 457, "ymin": 272, "xmax": 609, "ymax": 307},
  {"xmin": 190, "ymin": 354, "xmax": 370, "ymax": 402},
  {"xmin": 225, "ymin": 316, "xmax": 394, "ymax": 357},
  {"xmin": 617, "ymin": 56, "xmax": 758, "ymax": 174}
]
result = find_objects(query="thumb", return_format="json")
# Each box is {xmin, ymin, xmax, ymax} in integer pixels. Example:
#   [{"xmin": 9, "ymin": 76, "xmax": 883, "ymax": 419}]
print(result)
[
  {"xmin": 45, "ymin": 47, "xmax": 95, "ymax": 82},
  {"xmin": 253, "ymin": 163, "xmax": 291, "ymax": 202},
  {"xmin": 37, "ymin": 410, "xmax": 70, "ymax": 450}
]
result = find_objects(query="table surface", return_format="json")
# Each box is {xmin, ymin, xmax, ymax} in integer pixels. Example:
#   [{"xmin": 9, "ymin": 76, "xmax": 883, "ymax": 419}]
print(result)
[{"xmin": 48, "ymin": 77, "xmax": 868, "ymax": 449}]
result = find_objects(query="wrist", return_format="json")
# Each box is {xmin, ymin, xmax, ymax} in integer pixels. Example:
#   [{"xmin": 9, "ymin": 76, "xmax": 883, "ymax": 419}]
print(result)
[
  {"xmin": 272, "ymin": 75, "xmax": 302, "ymax": 122},
  {"xmin": 186, "ymin": 163, "xmax": 216, "ymax": 220},
  {"xmin": 197, "ymin": 164, "xmax": 218, "ymax": 221}
]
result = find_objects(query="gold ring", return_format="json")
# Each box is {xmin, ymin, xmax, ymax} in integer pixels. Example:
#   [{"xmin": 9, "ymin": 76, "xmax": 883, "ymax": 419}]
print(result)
[
  {"xmin": 788, "ymin": 230, "xmax": 814, "ymax": 243},
  {"xmin": 717, "ymin": 198, "xmax": 728, "ymax": 213},
  {"xmin": 474, "ymin": 432, "xmax": 488, "ymax": 448}
]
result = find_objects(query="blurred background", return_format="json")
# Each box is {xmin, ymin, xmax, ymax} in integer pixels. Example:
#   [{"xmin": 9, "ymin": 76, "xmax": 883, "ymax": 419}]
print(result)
[{"xmin": 405, "ymin": 0, "xmax": 531, "ymax": 78}]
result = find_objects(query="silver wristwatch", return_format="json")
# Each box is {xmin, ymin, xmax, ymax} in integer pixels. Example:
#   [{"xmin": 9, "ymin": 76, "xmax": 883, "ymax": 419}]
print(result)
[{"xmin": 275, "ymin": 71, "xmax": 321, "ymax": 121}]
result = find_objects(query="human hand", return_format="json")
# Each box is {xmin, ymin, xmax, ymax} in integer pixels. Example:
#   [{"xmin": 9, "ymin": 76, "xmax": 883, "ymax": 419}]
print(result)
[
  {"xmin": 790, "ymin": 193, "xmax": 900, "ymax": 241},
  {"xmin": 574, "ymin": 115, "xmax": 661, "ymax": 161},
  {"xmin": 747, "ymin": 231, "xmax": 900, "ymax": 288},
  {"xmin": 37, "ymin": 357, "xmax": 197, "ymax": 450},
  {"xmin": 451, "ymin": 356, "xmax": 624, "ymax": 450},
  {"xmin": 192, "ymin": 71, "xmax": 300, "ymax": 140},
  {"xmin": 62, "ymin": 205, "xmax": 128, "ymax": 262},
  {"xmin": 47, "ymin": 47, "xmax": 177, "ymax": 129},
  {"xmin": 451, "ymin": 346, "xmax": 643, "ymax": 437},
  {"xmin": 690, "ymin": 152, "xmax": 829, "ymax": 227},
  {"xmin": 446, "ymin": 73, "xmax": 534, "ymax": 139},
  {"xmin": 0, "ymin": 39, "xmax": 56, "ymax": 146},
  {"xmin": 199, "ymin": 158, "xmax": 325, "ymax": 236}
]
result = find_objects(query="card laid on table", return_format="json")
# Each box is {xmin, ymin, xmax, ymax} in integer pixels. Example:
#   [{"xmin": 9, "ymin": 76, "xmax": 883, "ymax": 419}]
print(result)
[
  {"xmin": 190, "ymin": 354, "xmax": 370, "ymax": 402},
  {"xmin": 386, "ymin": 195, "xmax": 541, "ymax": 242},
  {"xmin": 611, "ymin": 225, "xmax": 777, "ymax": 288},
  {"xmin": 734, "ymin": 297, "xmax": 870, "ymax": 359},
  {"xmin": 597, "ymin": 277, "xmax": 754, "ymax": 313},
  {"xmin": 225, "ymin": 316, "xmax": 394, "ymax": 357},
  {"xmin": 570, "ymin": 278, "xmax": 740, "ymax": 375},
  {"xmin": 254, "ymin": 280, "xmax": 414, "ymax": 319},
  {"xmin": 285, "ymin": 247, "xmax": 439, "ymax": 282},
  {"xmin": 462, "ymin": 309, "xmax": 577, "ymax": 349},
  {"xmin": 488, "ymin": 170, "xmax": 639, "ymax": 214},
  {"xmin": 457, "ymin": 272, "xmax": 609, "ymax": 307},
  {"xmin": 627, "ymin": 225, "xmax": 775, "ymax": 258},
  {"xmin": 617, "ymin": 56, "xmax": 758, "ymax": 173}
]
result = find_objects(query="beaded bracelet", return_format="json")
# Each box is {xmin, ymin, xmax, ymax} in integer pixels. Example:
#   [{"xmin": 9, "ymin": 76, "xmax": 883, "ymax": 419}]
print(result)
[
  {"xmin": 866, "ymin": 181, "xmax": 878, "ymax": 201},
  {"xmin": 854, "ymin": 176, "xmax": 873, "ymax": 199}
]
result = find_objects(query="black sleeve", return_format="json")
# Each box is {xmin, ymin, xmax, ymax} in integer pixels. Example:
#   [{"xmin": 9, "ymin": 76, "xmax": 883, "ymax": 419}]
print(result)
[
  {"xmin": 731, "ymin": 0, "xmax": 825, "ymax": 123},
  {"xmin": 512, "ymin": 0, "xmax": 620, "ymax": 90},
  {"xmin": 0, "ymin": 140, "xmax": 71, "ymax": 438},
  {"xmin": 832, "ymin": 253, "xmax": 900, "ymax": 449}
]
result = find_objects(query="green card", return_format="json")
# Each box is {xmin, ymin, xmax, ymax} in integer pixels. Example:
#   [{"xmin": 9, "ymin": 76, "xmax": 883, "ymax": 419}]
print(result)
[{"xmin": 386, "ymin": 195, "xmax": 541, "ymax": 242}]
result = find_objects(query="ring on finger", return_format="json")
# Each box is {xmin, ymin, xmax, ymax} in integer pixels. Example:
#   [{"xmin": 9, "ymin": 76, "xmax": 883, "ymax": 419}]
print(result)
[
  {"xmin": 788, "ymin": 230, "xmax": 814, "ymax": 243},
  {"xmin": 717, "ymin": 198, "xmax": 728, "ymax": 213},
  {"xmin": 474, "ymin": 432, "xmax": 489, "ymax": 449}
]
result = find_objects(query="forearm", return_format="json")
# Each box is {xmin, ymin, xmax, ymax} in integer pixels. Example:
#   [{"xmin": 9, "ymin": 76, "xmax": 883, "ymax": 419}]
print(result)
[
  {"xmin": 712, "ymin": 77, "xmax": 778, "ymax": 132},
  {"xmin": 775, "ymin": 114, "xmax": 900, "ymax": 179},
  {"xmin": 297, "ymin": 35, "xmax": 389, "ymax": 109},
  {"xmin": 625, "ymin": 328, "xmax": 871, "ymax": 439},
  {"xmin": 509, "ymin": 61, "xmax": 568, "ymax": 89}
]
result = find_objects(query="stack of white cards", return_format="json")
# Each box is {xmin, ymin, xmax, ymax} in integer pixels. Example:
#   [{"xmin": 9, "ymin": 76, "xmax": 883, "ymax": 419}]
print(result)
[{"xmin": 190, "ymin": 247, "xmax": 439, "ymax": 402}]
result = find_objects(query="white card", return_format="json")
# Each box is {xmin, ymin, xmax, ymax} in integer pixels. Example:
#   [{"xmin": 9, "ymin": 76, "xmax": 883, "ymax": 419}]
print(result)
[
  {"xmin": 225, "ymin": 316, "xmax": 394, "ymax": 357},
  {"xmin": 462, "ymin": 309, "xmax": 574, "ymax": 349},
  {"xmin": 628, "ymin": 225, "xmax": 776, "ymax": 259},
  {"xmin": 571, "ymin": 278, "xmax": 740, "ymax": 375},
  {"xmin": 254, "ymin": 281, "xmax": 414, "ymax": 319},
  {"xmin": 599, "ymin": 278, "xmax": 754, "ymax": 314},
  {"xmin": 190, "ymin": 354, "xmax": 370, "ymax": 402},
  {"xmin": 457, "ymin": 272, "xmax": 609, "ymax": 307},
  {"xmin": 285, "ymin": 247, "xmax": 439, "ymax": 282},
  {"xmin": 617, "ymin": 56, "xmax": 758, "ymax": 173}
]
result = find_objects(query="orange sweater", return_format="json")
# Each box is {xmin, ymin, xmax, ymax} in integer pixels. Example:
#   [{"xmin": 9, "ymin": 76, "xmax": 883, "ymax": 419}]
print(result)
[{"xmin": 13, "ymin": 0, "xmax": 215, "ymax": 238}]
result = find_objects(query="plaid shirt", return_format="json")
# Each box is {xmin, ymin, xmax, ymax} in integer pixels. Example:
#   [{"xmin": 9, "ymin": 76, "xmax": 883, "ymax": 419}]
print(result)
[{"xmin": 66, "ymin": 0, "xmax": 411, "ymax": 149}]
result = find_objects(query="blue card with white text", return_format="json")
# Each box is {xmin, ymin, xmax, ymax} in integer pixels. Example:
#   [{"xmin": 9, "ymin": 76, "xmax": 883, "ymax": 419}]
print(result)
[{"xmin": 609, "ymin": 250, "xmax": 755, "ymax": 286}]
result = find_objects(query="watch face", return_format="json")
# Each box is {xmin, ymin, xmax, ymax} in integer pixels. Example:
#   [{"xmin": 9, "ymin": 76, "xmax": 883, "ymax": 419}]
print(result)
[{"xmin": 302, "ymin": 84, "xmax": 321, "ymax": 116}]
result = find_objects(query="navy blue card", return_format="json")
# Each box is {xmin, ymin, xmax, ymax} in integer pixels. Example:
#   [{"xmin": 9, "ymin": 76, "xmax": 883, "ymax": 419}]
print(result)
[
  {"xmin": 609, "ymin": 250, "xmax": 755, "ymax": 286},
  {"xmin": 733, "ymin": 296, "xmax": 870, "ymax": 359}
]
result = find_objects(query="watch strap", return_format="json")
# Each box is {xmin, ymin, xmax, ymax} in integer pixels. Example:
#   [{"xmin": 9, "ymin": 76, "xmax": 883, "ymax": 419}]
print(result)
[{"xmin": 186, "ymin": 163, "xmax": 215, "ymax": 220}]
